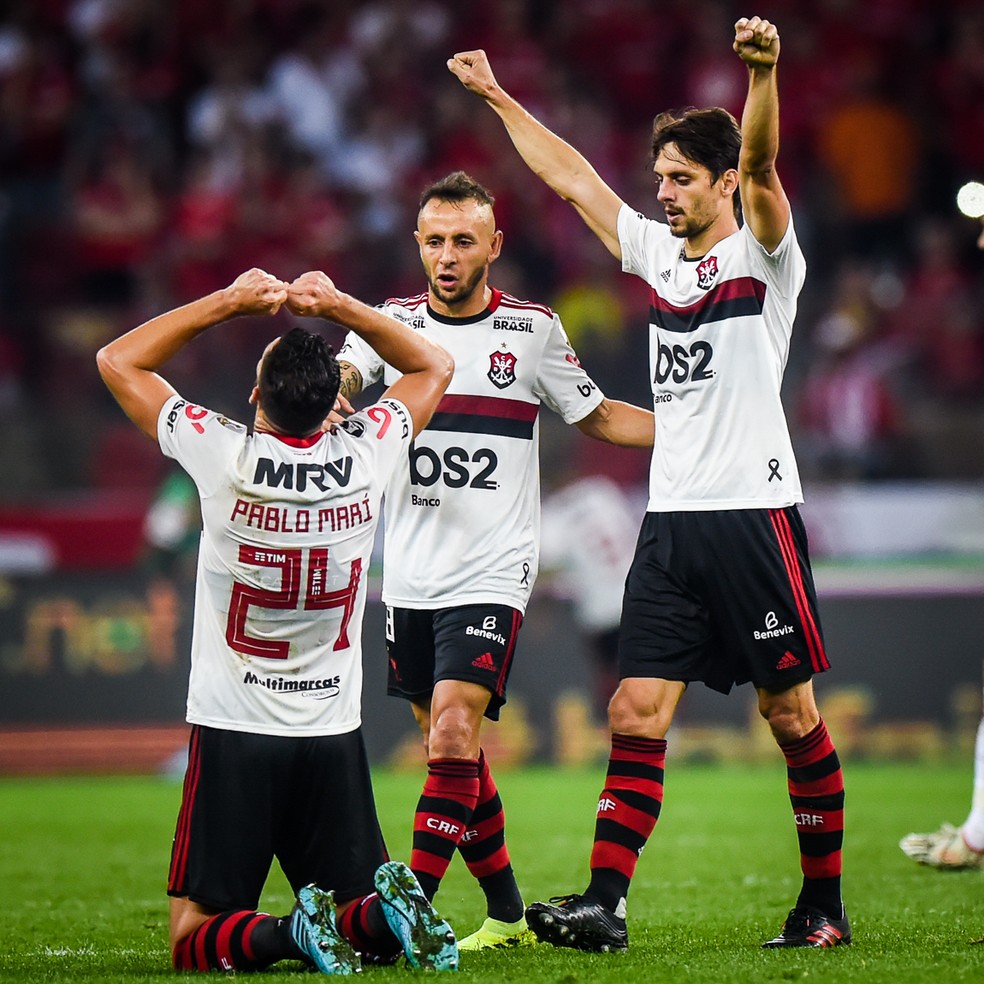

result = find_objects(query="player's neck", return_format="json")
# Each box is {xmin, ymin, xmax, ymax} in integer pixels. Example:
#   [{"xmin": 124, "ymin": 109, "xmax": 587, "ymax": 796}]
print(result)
[
  {"xmin": 428, "ymin": 283, "xmax": 492, "ymax": 320},
  {"xmin": 252, "ymin": 407, "xmax": 319, "ymax": 440},
  {"xmin": 683, "ymin": 216, "xmax": 740, "ymax": 259}
]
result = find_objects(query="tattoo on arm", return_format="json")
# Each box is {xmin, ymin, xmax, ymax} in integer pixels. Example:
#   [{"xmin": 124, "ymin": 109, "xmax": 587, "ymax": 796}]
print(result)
[{"xmin": 337, "ymin": 363, "xmax": 363, "ymax": 399}]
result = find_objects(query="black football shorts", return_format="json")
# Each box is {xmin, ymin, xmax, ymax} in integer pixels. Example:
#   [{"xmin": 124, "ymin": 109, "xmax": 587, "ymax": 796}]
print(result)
[
  {"xmin": 385, "ymin": 604, "xmax": 523, "ymax": 720},
  {"xmin": 618, "ymin": 506, "xmax": 829, "ymax": 694},
  {"xmin": 167, "ymin": 724, "xmax": 387, "ymax": 910}
]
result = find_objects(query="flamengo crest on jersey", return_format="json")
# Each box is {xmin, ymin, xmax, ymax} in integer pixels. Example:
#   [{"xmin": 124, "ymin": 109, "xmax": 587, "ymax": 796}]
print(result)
[
  {"xmin": 617, "ymin": 203, "xmax": 806, "ymax": 511},
  {"xmin": 157, "ymin": 393, "xmax": 411, "ymax": 737},
  {"xmin": 338, "ymin": 289, "xmax": 604, "ymax": 612}
]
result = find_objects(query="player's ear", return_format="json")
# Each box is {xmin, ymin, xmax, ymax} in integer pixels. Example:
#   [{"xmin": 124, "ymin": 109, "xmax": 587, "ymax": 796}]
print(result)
[
  {"xmin": 488, "ymin": 229, "xmax": 504, "ymax": 263},
  {"xmin": 249, "ymin": 385, "xmax": 260, "ymax": 406},
  {"xmin": 720, "ymin": 168, "xmax": 739, "ymax": 198}
]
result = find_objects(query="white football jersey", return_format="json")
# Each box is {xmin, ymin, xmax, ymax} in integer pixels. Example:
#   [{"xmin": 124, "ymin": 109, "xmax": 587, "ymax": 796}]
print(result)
[
  {"xmin": 339, "ymin": 289, "xmax": 604, "ymax": 612},
  {"xmin": 157, "ymin": 392, "xmax": 412, "ymax": 737},
  {"xmin": 618, "ymin": 203, "xmax": 806, "ymax": 510}
]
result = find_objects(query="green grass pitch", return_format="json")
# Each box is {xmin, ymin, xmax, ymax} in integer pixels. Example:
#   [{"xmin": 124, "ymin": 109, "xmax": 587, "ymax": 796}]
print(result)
[{"xmin": 1, "ymin": 762, "xmax": 981, "ymax": 983}]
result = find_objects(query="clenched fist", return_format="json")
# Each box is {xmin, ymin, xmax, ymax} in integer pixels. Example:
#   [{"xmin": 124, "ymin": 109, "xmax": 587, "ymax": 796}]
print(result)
[{"xmin": 734, "ymin": 16, "xmax": 780, "ymax": 68}]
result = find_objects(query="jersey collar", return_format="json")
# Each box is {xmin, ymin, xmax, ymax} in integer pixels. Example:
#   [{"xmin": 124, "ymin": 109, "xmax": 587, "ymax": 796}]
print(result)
[
  {"xmin": 426, "ymin": 287, "xmax": 502, "ymax": 325},
  {"xmin": 257, "ymin": 430, "xmax": 326, "ymax": 448}
]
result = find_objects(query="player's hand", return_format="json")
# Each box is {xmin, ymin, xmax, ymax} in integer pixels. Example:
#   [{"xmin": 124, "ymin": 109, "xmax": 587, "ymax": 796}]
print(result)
[
  {"xmin": 447, "ymin": 49, "xmax": 499, "ymax": 99},
  {"xmin": 286, "ymin": 271, "xmax": 342, "ymax": 318},
  {"xmin": 226, "ymin": 268, "xmax": 288, "ymax": 316},
  {"xmin": 733, "ymin": 16, "xmax": 780, "ymax": 68},
  {"xmin": 320, "ymin": 394, "xmax": 355, "ymax": 433}
]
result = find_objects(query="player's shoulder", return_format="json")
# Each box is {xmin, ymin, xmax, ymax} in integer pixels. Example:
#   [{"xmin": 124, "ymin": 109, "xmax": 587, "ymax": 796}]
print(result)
[
  {"xmin": 161, "ymin": 396, "xmax": 247, "ymax": 442},
  {"xmin": 338, "ymin": 397, "xmax": 412, "ymax": 445},
  {"xmin": 494, "ymin": 291, "xmax": 555, "ymax": 320},
  {"xmin": 382, "ymin": 291, "xmax": 429, "ymax": 312}
]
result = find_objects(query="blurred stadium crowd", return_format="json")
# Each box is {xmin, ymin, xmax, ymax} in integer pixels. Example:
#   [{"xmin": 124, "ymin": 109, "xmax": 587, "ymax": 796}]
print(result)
[{"xmin": 2, "ymin": 0, "xmax": 984, "ymax": 499}]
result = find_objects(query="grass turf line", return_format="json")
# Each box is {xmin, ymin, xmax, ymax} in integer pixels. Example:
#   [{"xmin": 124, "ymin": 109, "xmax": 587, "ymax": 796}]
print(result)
[{"xmin": 0, "ymin": 763, "xmax": 981, "ymax": 983}]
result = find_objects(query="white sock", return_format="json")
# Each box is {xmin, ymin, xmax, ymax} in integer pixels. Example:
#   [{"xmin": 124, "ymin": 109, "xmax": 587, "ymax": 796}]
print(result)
[{"xmin": 960, "ymin": 715, "xmax": 984, "ymax": 852}]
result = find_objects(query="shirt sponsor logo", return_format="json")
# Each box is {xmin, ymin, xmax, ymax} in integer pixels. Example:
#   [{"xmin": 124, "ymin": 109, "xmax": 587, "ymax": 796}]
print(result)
[
  {"xmin": 243, "ymin": 671, "xmax": 341, "ymax": 699},
  {"xmin": 167, "ymin": 400, "xmax": 207, "ymax": 434},
  {"xmin": 166, "ymin": 400, "xmax": 187, "ymax": 432},
  {"xmin": 493, "ymin": 316, "xmax": 534, "ymax": 333},
  {"xmin": 252, "ymin": 457, "xmax": 353, "ymax": 491}
]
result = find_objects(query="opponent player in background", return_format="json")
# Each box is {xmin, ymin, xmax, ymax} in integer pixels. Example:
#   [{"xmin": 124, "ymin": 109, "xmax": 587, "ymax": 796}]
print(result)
[
  {"xmin": 450, "ymin": 15, "xmax": 850, "ymax": 950},
  {"xmin": 97, "ymin": 267, "xmax": 461, "ymax": 973},
  {"xmin": 336, "ymin": 171, "xmax": 654, "ymax": 949},
  {"xmin": 899, "ymin": 210, "xmax": 984, "ymax": 873}
]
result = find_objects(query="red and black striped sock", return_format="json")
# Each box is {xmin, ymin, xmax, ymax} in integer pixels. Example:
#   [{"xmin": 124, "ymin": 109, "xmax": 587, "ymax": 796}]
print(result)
[
  {"xmin": 336, "ymin": 894, "xmax": 401, "ymax": 961},
  {"xmin": 780, "ymin": 718, "xmax": 844, "ymax": 917},
  {"xmin": 586, "ymin": 734, "xmax": 667, "ymax": 912},
  {"xmin": 456, "ymin": 750, "xmax": 524, "ymax": 922},
  {"xmin": 172, "ymin": 910, "xmax": 289, "ymax": 972},
  {"xmin": 410, "ymin": 757, "xmax": 480, "ymax": 900}
]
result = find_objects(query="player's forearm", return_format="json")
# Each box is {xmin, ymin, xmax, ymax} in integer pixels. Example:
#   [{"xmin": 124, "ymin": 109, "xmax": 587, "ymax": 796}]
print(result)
[
  {"xmin": 739, "ymin": 66, "xmax": 780, "ymax": 176},
  {"xmin": 576, "ymin": 399, "xmax": 655, "ymax": 448},
  {"xmin": 331, "ymin": 293, "xmax": 453, "ymax": 382},
  {"xmin": 485, "ymin": 85, "xmax": 603, "ymax": 207}
]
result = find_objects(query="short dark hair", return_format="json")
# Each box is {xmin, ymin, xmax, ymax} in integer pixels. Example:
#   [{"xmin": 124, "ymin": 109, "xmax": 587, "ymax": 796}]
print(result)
[
  {"xmin": 258, "ymin": 327, "xmax": 340, "ymax": 436},
  {"xmin": 418, "ymin": 171, "xmax": 495, "ymax": 213},
  {"xmin": 651, "ymin": 108, "xmax": 743, "ymax": 217}
]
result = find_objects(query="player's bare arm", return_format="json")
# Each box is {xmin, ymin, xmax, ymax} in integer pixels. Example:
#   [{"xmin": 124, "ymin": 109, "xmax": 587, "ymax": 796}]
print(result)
[
  {"xmin": 336, "ymin": 360, "xmax": 364, "ymax": 400},
  {"xmin": 575, "ymin": 399, "xmax": 655, "ymax": 448},
  {"xmin": 733, "ymin": 16, "xmax": 790, "ymax": 253},
  {"xmin": 448, "ymin": 49, "xmax": 625, "ymax": 259},
  {"xmin": 96, "ymin": 268, "xmax": 288, "ymax": 440},
  {"xmin": 287, "ymin": 271, "xmax": 453, "ymax": 437}
]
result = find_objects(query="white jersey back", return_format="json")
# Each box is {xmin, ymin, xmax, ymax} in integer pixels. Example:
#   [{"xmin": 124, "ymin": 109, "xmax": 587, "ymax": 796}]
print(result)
[
  {"xmin": 157, "ymin": 393, "xmax": 412, "ymax": 736},
  {"xmin": 618, "ymin": 203, "xmax": 806, "ymax": 510},
  {"xmin": 339, "ymin": 289, "xmax": 604, "ymax": 612}
]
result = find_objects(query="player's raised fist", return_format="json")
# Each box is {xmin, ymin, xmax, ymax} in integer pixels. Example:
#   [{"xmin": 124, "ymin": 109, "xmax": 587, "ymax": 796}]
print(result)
[
  {"xmin": 734, "ymin": 16, "xmax": 780, "ymax": 68},
  {"xmin": 447, "ymin": 49, "xmax": 499, "ymax": 98},
  {"xmin": 227, "ymin": 268, "xmax": 288, "ymax": 316},
  {"xmin": 286, "ymin": 270, "xmax": 342, "ymax": 319}
]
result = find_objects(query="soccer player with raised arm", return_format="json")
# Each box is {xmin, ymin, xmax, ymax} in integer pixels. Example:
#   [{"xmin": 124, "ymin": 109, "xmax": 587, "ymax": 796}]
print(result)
[
  {"xmin": 336, "ymin": 171, "xmax": 654, "ymax": 950},
  {"xmin": 97, "ymin": 267, "xmax": 462, "ymax": 973},
  {"xmin": 450, "ymin": 15, "xmax": 850, "ymax": 951}
]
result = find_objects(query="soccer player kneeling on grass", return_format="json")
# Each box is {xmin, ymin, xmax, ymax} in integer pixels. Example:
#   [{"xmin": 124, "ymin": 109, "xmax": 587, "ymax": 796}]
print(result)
[{"xmin": 97, "ymin": 268, "xmax": 460, "ymax": 973}]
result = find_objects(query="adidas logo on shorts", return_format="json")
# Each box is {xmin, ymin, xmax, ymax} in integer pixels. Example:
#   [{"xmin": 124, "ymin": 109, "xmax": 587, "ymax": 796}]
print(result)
[
  {"xmin": 776, "ymin": 651, "xmax": 801, "ymax": 670},
  {"xmin": 471, "ymin": 652, "xmax": 495, "ymax": 671}
]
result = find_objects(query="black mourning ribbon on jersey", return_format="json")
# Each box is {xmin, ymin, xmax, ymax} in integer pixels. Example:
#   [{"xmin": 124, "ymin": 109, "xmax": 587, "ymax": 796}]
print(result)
[
  {"xmin": 521, "ymin": 562, "xmax": 530, "ymax": 585},
  {"xmin": 768, "ymin": 458, "xmax": 782, "ymax": 482}
]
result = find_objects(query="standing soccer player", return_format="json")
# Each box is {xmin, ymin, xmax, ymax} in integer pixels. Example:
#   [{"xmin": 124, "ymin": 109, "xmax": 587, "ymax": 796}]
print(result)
[
  {"xmin": 450, "ymin": 15, "xmax": 850, "ymax": 950},
  {"xmin": 97, "ymin": 267, "xmax": 461, "ymax": 973},
  {"xmin": 336, "ymin": 171, "xmax": 654, "ymax": 949}
]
